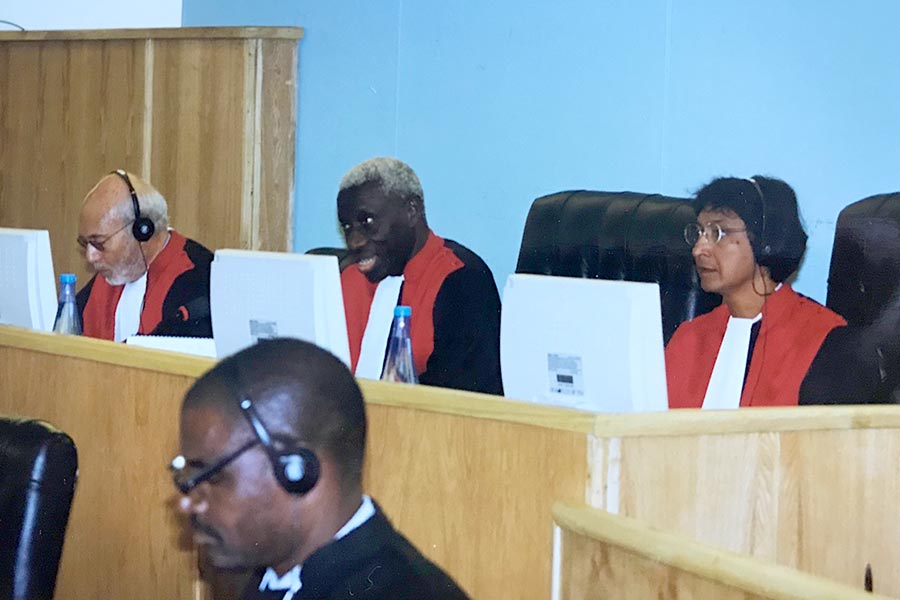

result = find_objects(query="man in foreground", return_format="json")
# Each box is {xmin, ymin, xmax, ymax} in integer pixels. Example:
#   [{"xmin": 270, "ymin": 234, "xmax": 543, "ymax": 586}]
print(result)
[
  {"xmin": 337, "ymin": 157, "xmax": 503, "ymax": 394},
  {"xmin": 173, "ymin": 338, "xmax": 469, "ymax": 599},
  {"xmin": 76, "ymin": 169, "xmax": 212, "ymax": 340}
]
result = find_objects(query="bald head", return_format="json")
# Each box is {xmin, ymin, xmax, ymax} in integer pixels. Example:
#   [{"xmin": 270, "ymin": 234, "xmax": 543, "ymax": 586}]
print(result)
[
  {"xmin": 78, "ymin": 171, "xmax": 170, "ymax": 285},
  {"xmin": 82, "ymin": 172, "xmax": 168, "ymax": 230},
  {"xmin": 184, "ymin": 339, "xmax": 367, "ymax": 489}
]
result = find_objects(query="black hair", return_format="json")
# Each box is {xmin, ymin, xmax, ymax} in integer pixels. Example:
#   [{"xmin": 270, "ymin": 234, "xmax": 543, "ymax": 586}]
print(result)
[
  {"xmin": 692, "ymin": 175, "xmax": 807, "ymax": 282},
  {"xmin": 183, "ymin": 338, "xmax": 367, "ymax": 489}
]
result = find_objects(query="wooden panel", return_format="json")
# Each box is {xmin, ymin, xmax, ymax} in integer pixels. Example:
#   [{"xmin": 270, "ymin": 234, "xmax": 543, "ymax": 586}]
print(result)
[
  {"xmin": 0, "ymin": 327, "xmax": 594, "ymax": 600},
  {"xmin": 365, "ymin": 404, "xmax": 588, "ymax": 599},
  {"xmin": 0, "ymin": 28, "xmax": 297, "ymax": 292},
  {"xmin": 0, "ymin": 39, "xmax": 145, "ymax": 282},
  {"xmin": 0, "ymin": 337, "xmax": 199, "ymax": 599},
  {"xmin": 149, "ymin": 38, "xmax": 251, "ymax": 251},
  {"xmin": 0, "ymin": 27, "xmax": 303, "ymax": 42},
  {"xmin": 602, "ymin": 425, "xmax": 900, "ymax": 596},
  {"xmin": 554, "ymin": 504, "xmax": 885, "ymax": 600},
  {"xmin": 256, "ymin": 38, "xmax": 298, "ymax": 251}
]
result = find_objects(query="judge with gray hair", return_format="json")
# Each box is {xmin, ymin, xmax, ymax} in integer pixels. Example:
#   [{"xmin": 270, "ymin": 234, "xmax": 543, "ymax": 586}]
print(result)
[
  {"xmin": 76, "ymin": 170, "xmax": 213, "ymax": 341},
  {"xmin": 337, "ymin": 157, "xmax": 503, "ymax": 395}
]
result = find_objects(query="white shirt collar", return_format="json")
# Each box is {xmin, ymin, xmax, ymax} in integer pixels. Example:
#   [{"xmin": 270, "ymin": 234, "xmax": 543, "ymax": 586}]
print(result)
[{"xmin": 258, "ymin": 495, "xmax": 375, "ymax": 598}]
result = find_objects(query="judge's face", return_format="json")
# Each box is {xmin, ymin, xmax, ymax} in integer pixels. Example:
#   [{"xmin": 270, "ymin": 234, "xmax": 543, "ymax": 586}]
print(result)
[
  {"xmin": 337, "ymin": 181, "xmax": 418, "ymax": 283},
  {"xmin": 175, "ymin": 402, "xmax": 301, "ymax": 571},
  {"xmin": 78, "ymin": 177, "xmax": 146, "ymax": 285},
  {"xmin": 691, "ymin": 209, "xmax": 758, "ymax": 301}
]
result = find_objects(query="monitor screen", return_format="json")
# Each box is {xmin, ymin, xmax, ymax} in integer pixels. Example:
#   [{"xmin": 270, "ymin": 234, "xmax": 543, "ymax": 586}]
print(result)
[
  {"xmin": 500, "ymin": 274, "xmax": 668, "ymax": 413},
  {"xmin": 0, "ymin": 228, "xmax": 57, "ymax": 331},
  {"xmin": 210, "ymin": 249, "xmax": 351, "ymax": 364}
]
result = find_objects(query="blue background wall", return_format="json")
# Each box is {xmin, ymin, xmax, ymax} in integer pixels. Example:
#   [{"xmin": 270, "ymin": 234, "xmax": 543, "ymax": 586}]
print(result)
[{"xmin": 183, "ymin": 0, "xmax": 900, "ymax": 302}]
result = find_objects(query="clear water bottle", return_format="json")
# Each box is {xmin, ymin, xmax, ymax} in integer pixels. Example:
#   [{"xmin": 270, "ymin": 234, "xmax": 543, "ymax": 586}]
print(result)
[
  {"xmin": 53, "ymin": 273, "xmax": 82, "ymax": 335},
  {"xmin": 381, "ymin": 305, "xmax": 417, "ymax": 384}
]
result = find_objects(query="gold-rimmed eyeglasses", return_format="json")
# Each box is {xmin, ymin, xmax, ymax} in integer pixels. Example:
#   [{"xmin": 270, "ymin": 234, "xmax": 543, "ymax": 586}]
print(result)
[{"xmin": 684, "ymin": 222, "xmax": 747, "ymax": 246}]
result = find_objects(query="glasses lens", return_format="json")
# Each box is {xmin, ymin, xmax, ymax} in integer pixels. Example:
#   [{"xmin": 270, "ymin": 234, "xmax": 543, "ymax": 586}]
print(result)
[
  {"xmin": 684, "ymin": 224, "xmax": 701, "ymax": 246},
  {"xmin": 708, "ymin": 223, "xmax": 724, "ymax": 243}
]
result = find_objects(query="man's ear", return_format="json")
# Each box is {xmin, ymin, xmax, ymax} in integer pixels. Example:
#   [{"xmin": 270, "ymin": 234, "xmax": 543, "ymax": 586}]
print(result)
[{"xmin": 405, "ymin": 198, "xmax": 423, "ymax": 225}]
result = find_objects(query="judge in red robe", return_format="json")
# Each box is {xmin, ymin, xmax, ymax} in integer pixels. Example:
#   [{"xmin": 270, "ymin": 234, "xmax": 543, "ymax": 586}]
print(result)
[{"xmin": 666, "ymin": 176, "xmax": 845, "ymax": 409}]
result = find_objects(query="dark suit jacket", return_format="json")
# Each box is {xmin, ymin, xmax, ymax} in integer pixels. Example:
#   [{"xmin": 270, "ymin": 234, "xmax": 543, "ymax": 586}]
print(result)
[{"xmin": 242, "ymin": 504, "xmax": 469, "ymax": 600}]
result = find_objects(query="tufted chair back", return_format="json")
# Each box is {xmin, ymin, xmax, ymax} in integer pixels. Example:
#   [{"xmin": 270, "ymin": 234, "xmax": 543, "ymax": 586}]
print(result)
[
  {"xmin": 801, "ymin": 192, "xmax": 900, "ymax": 404},
  {"xmin": 0, "ymin": 417, "xmax": 78, "ymax": 600},
  {"xmin": 515, "ymin": 190, "xmax": 720, "ymax": 342}
]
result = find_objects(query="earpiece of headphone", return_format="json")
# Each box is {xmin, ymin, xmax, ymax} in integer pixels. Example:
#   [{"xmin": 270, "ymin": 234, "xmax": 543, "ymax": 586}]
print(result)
[
  {"xmin": 112, "ymin": 169, "xmax": 155, "ymax": 243},
  {"xmin": 239, "ymin": 398, "xmax": 320, "ymax": 495},
  {"xmin": 746, "ymin": 177, "xmax": 771, "ymax": 259}
]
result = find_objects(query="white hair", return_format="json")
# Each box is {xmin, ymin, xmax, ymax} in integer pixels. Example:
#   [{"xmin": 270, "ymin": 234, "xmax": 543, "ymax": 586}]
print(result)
[
  {"xmin": 339, "ymin": 157, "xmax": 423, "ymax": 203},
  {"xmin": 109, "ymin": 171, "xmax": 169, "ymax": 233}
]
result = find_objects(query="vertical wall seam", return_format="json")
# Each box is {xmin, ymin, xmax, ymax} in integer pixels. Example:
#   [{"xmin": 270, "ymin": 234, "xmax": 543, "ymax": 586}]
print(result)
[
  {"xmin": 142, "ymin": 39, "xmax": 154, "ymax": 180},
  {"xmin": 252, "ymin": 39, "xmax": 264, "ymax": 248},
  {"xmin": 660, "ymin": 0, "xmax": 673, "ymax": 192},
  {"xmin": 393, "ymin": 0, "xmax": 403, "ymax": 154}
]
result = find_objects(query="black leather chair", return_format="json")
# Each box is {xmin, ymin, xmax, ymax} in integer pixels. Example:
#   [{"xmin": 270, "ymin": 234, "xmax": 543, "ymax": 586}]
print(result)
[
  {"xmin": 801, "ymin": 192, "xmax": 900, "ymax": 404},
  {"xmin": 305, "ymin": 246, "xmax": 353, "ymax": 271},
  {"xmin": 516, "ymin": 190, "xmax": 720, "ymax": 343},
  {"xmin": 0, "ymin": 418, "xmax": 78, "ymax": 600}
]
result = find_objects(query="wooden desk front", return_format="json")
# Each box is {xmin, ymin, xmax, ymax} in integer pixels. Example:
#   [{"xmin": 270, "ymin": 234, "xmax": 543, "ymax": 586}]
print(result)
[{"xmin": 0, "ymin": 326, "xmax": 591, "ymax": 599}]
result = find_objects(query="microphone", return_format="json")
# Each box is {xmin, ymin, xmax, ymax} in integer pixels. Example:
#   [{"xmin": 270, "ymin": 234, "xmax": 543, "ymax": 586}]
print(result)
[
  {"xmin": 147, "ymin": 296, "xmax": 212, "ymax": 337},
  {"xmin": 172, "ymin": 297, "xmax": 210, "ymax": 323}
]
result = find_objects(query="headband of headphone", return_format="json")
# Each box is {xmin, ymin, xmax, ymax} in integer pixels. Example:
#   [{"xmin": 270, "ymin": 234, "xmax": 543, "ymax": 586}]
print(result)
[
  {"xmin": 746, "ymin": 177, "xmax": 771, "ymax": 259},
  {"xmin": 112, "ymin": 169, "xmax": 155, "ymax": 242}
]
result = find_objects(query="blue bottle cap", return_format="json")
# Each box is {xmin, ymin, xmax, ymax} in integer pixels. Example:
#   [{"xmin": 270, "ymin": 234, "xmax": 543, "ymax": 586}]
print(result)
[
  {"xmin": 394, "ymin": 305, "xmax": 412, "ymax": 317},
  {"xmin": 60, "ymin": 273, "xmax": 77, "ymax": 284}
]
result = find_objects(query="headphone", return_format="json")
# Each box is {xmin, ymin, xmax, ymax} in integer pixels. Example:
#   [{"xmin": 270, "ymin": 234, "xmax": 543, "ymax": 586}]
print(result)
[
  {"xmin": 112, "ymin": 169, "xmax": 155, "ymax": 242},
  {"xmin": 239, "ymin": 397, "xmax": 320, "ymax": 495},
  {"xmin": 746, "ymin": 177, "xmax": 771, "ymax": 260}
]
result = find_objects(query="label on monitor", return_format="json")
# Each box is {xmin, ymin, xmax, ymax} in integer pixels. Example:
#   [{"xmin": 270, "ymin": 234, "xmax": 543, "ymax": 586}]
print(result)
[
  {"xmin": 548, "ymin": 353, "xmax": 584, "ymax": 396},
  {"xmin": 249, "ymin": 319, "xmax": 279, "ymax": 342}
]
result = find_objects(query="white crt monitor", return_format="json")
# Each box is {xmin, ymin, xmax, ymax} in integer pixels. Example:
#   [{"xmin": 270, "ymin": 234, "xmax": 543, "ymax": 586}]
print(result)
[
  {"xmin": 500, "ymin": 274, "xmax": 668, "ymax": 413},
  {"xmin": 210, "ymin": 249, "xmax": 351, "ymax": 364},
  {"xmin": 0, "ymin": 228, "xmax": 57, "ymax": 331}
]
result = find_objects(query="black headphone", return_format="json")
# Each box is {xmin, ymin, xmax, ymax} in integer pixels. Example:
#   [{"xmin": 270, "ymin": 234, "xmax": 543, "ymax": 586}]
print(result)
[
  {"xmin": 112, "ymin": 169, "xmax": 155, "ymax": 242},
  {"xmin": 746, "ymin": 177, "xmax": 771, "ymax": 260},
  {"xmin": 239, "ymin": 397, "xmax": 320, "ymax": 495}
]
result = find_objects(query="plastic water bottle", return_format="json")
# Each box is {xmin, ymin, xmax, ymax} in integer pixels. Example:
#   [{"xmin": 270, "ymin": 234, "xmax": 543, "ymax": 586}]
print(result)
[
  {"xmin": 381, "ymin": 305, "xmax": 418, "ymax": 384},
  {"xmin": 53, "ymin": 273, "xmax": 82, "ymax": 335}
]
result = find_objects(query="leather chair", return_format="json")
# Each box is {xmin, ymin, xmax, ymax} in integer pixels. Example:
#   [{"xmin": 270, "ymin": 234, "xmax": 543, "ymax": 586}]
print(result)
[
  {"xmin": 801, "ymin": 192, "xmax": 900, "ymax": 404},
  {"xmin": 0, "ymin": 418, "xmax": 78, "ymax": 600},
  {"xmin": 516, "ymin": 190, "xmax": 720, "ymax": 343},
  {"xmin": 305, "ymin": 246, "xmax": 353, "ymax": 272}
]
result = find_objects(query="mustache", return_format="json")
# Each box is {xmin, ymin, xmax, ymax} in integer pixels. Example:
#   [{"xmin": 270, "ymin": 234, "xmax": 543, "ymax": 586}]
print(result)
[{"xmin": 190, "ymin": 515, "xmax": 223, "ymax": 543}]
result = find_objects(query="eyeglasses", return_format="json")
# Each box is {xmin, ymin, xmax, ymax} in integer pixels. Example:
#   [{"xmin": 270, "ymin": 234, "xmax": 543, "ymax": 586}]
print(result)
[
  {"xmin": 77, "ymin": 221, "xmax": 133, "ymax": 252},
  {"xmin": 684, "ymin": 222, "xmax": 747, "ymax": 246},
  {"xmin": 169, "ymin": 439, "xmax": 259, "ymax": 495}
]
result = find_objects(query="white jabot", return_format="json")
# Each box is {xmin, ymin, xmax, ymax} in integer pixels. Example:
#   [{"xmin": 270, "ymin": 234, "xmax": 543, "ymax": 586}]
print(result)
[
  {"xmin": 257, "ymin": 495, "xmax": 375, "ymax": 600},
  {"xmin": 701, "ymin": 313, "xmax": 762, "ymax": 410},
  {"xmin": 258, "ymin": 565, "xmax": 301, "ymax": 600},
  {"xmin": 356, "ymin": 276, "xmax": 404, "ymax": 379},
  {"xmin": 114, "ymin": 272, "xmax": 147, "ymax": 342}
]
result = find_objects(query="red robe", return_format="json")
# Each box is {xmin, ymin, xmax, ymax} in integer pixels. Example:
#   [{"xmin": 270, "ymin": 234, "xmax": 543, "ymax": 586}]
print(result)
[
  {"xmin": 665, "ymin": 284, "xmax": 846, "ymax": 408},
  {"xmin": 341, "ymin": 230, "xmax": 503, "ymax": 394},
  {"xmin": 342, "ymin": 232, "xmax": 462, "ymax": 377},
  {"xmin": 78, "ymin": 231, "xmax": 209, "ymax": 340}
]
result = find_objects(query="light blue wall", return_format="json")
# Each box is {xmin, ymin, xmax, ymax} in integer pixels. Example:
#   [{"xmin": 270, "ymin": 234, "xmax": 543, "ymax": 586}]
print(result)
[{"xmin": 183, "ymin": 0, "xmax": 900, "ymax": 302}]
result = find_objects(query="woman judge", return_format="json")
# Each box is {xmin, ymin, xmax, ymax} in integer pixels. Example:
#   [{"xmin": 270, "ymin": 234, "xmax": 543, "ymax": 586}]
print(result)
[{"xmin": 666, "ymin": 176, "xmax": 845, "ymax": 409}]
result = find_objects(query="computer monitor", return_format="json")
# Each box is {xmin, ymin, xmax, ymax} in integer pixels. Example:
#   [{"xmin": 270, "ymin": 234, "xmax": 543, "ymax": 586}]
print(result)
[
  {"xmin": 500, "ymin": 274, "xmax": 668, "ymax": 413},
  {"xmin": 0, "ymin": 228, "xmax": 57, "ymax": 331},
  {"xmin": 210, "ymin": 249, "xmax": 351, "ymax": 364}
]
